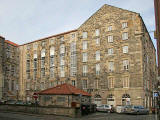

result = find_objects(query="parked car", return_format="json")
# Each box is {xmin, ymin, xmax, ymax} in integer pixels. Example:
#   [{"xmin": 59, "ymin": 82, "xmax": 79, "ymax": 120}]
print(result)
[
  {"xmin": 15, "ymin": 100, "xmax": 25, "ymax": 105},
  {"xmin": 96, "ymin": 104, "xmax": 113, "ymax": 113},
  {"xmin": 116, "ymin": 105, "xmax": 125, "ymax": 113},
  {"xmin": 124, "ymin": 105, "xmax": 149, "ymax": 115},
  {"xmin": 5, "ymin": 100, "xmax": 16, "ymax": 105}
]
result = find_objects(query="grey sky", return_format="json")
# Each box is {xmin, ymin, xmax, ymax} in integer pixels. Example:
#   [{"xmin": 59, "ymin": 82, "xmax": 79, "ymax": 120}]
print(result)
[{"xmin": 0, "ymin": 0, "xmax": 156, "ymax": 47}]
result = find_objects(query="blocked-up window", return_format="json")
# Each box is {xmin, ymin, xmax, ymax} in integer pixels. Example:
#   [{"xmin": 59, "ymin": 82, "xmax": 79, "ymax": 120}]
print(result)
[
  {"xmin": 123, "ymin": 76, "xmax": 129, "ymax": 88},
  {"xmin": 108, "ymin": 61, "xmax": 114, "ymax": 72}
]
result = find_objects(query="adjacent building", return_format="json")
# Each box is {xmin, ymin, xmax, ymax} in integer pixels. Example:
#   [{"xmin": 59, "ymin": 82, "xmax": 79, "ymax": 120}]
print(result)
[{"xmin": 0, "ymin": 36, "xmax": 19, "ymax": 100}]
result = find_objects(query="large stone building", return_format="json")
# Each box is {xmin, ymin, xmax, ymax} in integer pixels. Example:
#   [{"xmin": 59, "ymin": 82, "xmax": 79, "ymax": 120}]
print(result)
[
  {"xmin": 0, "ymin": 4, "xmax": 157, "ymax": 109},
  {"xmin": 0, "ymin": 36, "xmax": 19, "ymax": 100},
  {"xmin": 18, "ymin": 5, "xmax": 157, "ymax": 109}
]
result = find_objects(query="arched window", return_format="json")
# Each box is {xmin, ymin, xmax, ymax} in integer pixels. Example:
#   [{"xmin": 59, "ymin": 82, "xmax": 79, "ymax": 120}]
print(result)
[
  {"xmin": 122, "ymin": 94, "xmax": 131, "ymax": 106},
  {"xmin": 94, "ymin": 94, "xmax": 102, "ymax": 106}
]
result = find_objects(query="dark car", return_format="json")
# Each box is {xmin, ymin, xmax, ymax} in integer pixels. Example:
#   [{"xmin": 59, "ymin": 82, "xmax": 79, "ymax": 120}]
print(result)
[
  {"xmin": 125, "ymin": 105, "xmax": 149, "ymax": 115},
  {"xmin": 5, "ymin": 100, "xmax": 16, "ymax": 105}
]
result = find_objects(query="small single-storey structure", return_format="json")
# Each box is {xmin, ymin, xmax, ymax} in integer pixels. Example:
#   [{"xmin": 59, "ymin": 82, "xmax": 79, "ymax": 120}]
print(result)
[{"xmin": 38, "ymin": 83, "xmax": 91, "ymax": 107}]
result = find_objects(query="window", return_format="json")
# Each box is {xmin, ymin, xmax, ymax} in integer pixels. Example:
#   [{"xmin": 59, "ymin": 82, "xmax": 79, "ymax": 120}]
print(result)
[
  {"xmin": 108, "ymin": 61, "xmax": 114, "ymax": 72},
  {"xmin": 41, "ymin": 49, "xmax": 45, "ymax": 57},
  {"xmin": 60, "ymin": 55, "xmax": 65, "ymax": 66},
  {"xmin": 72, "ymin": 80, "xmax": 76, "ymax": 86},
  {"xmin": 60, "ymin": 36, "xmax": 64, "ymax": 42},
  {"xmin": 11, "ymin": 80, "xmax": 14, "ymax": 91},
  {"xmin": 96, "ymin": 38, "xmax": 100, "ymax": 45},
  {"xmin": 41, "ymin": 68, "xmax": 45, "ymax": 77},
  {"xmin": 26, "ymin": 71, "xmax": 30, "ymax": 79},
  {"xmin": 108, "ymin": 35, "xmax": 113, "ymax": 42},
  {"xmin": 41, "ymin": 57, "xmax": 45, "ymax": 68},
  {"xmin": 83, "ymin": 41, "xmax": 87, "ymax": 50},
  {"xmin": 122, "ymin": 32, "xmax": 128, "ymax": 40},
  {"xmin": 49, "ymin": 81, "xmax": 54, "ymax": 88},
  {"xmin": 60, "ymin": 44, "xmax": 65, "ymax": 54},
  {"xmin": 108, "ymin": 26, "xmax": 112, "ymax": 31},
  {"xmin": 70, "ymin": 42, "xmax": 76, "ymax": 52},
  {"xmin": 95, "ymin": 29, "xmax": 100, "ymax": 36},
  {"xmin": 82, "ymin": 80, "xmax": 87, "ymax": 89},
  {"xmin": 50, "ymin": 47, "xmax": 55, "ymax": 56},
  {"xmin": 123, "ymin": 76, "xmax": 129, "ymax": 88},
  {"xmin": 50, "ymin": 38, "xmax": 55, "ymax": 44},
  {"xmin": 41, "ymin": 41, "xmax": 45, "ymax": 47},
  {"xmin": 33, "ymin": 59, "xmax": 37, "ymax": 69},
  {"xmin": 96, "ymin": 51, "xmax": 100, "ymax": 61},
  {"xmin": 96, "ymin": 64, "xmax": 100, "ymax": 75},
  {"xmin": 108, "ymin": 77, "xmax": 114, "ymax": 88},
  {"xmin": 122, "ymin": 22, "xmax": 128, "ymax": 29},
  {"xmin": 123, "ymin": 60, "xmax": 129, "ymax": 70},
  {"xmin": 50, "ymin": 56, "xmax": 54, "ymax": 67},
  {"xmin": 82, "ymin": 32, "xmax": 87, "ymax": 39},
  {"xmin": 27, "ymin": 45, "xmax": 31, "ymax": 50},
  {"xmin": 123, "ymin": 46, "xmax": 128, "ymax": 53},
  {"xmin": 60, "ymin": 66, "xmax": 65, "ymax": 77},
  {"xmin": 83, "ymin": 52, "xmax": 87, "ymax": 62},
  {"xmin": 57, "ymin": 97, "xmax": 66, "ymax": 102},
  {"xmin": 50, "ymin": 67, "xmax": 54, "ymax": 78},
  {"xmin": 108, "ymin": 48, "xmax": 114, "ymax": 55},
  {"xmin": 33, "ymin": 69, "xmax": 37, "ymax": 80},
  {"xmin": 33, "ymin": 44, "xmax": 38, "ymax": 50},
  {"xmin": 71, "ymin": 33, "xmax": 75, "ymax": 39},
  {"xmin": 26, "ymin": 82, "xmax": 30, "ymax": 90},
  {"xmin": 83, "ymin": 65, "xmax": 88, "ymax": 76},
  {"xmin": 40, "ymin": 82, "xmax": 45, "ymax": 90},
  {"xmin": 33, "ymin": 52, "xmax": 37, "ymax": 59}
]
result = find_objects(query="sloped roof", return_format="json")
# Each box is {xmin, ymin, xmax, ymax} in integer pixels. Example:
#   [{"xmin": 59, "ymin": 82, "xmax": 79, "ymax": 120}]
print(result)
[
  {"xmin": 5, "ymin": 40, "xmax": 19, "ymax": 47},
  {"xmin": 38, "ymin": 83, "xmax": 91, "ymax": 96}
]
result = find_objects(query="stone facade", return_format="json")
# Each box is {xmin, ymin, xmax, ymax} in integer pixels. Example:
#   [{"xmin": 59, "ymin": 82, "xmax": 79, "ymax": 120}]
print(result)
[
  {"xmin": 0, "ymin": 36, "xmax": 19, "ymax": 100},
  {"xmin": 16, "ymin": 4, "xmax": 157, "ymax": 110}
]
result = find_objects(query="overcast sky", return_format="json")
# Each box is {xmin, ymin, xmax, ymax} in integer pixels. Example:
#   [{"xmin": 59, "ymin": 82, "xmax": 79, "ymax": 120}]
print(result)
[{"xmin": 0, "ymin": 0, "xmax": 156, "ymax": 47}]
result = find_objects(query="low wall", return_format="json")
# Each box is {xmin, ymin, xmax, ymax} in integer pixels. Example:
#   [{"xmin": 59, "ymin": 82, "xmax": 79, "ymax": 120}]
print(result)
[{"xmin": 0, "ymin": 105, "xmax": 81, "ymax": 117}]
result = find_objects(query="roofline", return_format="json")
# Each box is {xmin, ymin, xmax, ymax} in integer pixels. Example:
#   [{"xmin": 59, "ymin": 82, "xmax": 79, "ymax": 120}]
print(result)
[
  {"xmin": 78, "ymin": 4, "xmax": 139, "ymax": 29},
  {"xmin": 20, "ymin": 29, "xmax": 77, "ymax": 46},
  {"xmin": 0, "ymin": 36, "xmax": 5, "ymax": 39},
  {"xmin": 5, "ymin": 40, "xmax": 19, "ymax": 47}
]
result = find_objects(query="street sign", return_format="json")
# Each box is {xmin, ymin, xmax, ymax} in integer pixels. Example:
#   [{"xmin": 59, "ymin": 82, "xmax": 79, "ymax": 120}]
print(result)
[
  {"xmin": 153, "ymin": 92, "xmax": 159, "ymax": 97},
  {"xmin": 33, "ymin": 93, "xmax": 38, "ymax": 99}
]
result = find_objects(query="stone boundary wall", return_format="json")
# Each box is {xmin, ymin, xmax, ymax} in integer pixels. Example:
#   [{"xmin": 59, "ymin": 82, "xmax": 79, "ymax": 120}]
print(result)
[{"xmin": 0, "ymin": 105, "xmax": 81, "ymax": 117}]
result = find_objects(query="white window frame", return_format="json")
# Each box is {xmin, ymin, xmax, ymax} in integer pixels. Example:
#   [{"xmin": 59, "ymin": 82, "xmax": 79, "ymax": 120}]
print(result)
[
  {"xmin": 83, "ymin": 32, "xmax": 87, "ymax": 39},
  {"xmin": 123, "ymin": 46, "xmax": 128, "ymax": 53},
  {"xmin": 82, "ymin": 80, "xmax": 87, "ymax": 89},
  {"xmin": 108, "ymin": 48, "xmax": 114, "ymax": 55},
  {"xmin": 83, "ymin": 65, "xmax": 88, "ymax": 76},
  {"xmin": 123, "ymin": 60, "xmax": 129, "ymax": 70},
  {"xmin": 122, "ymin": 32, "xmax": 128, "ymax": 40},
  {"xmin": 96, "ymin": 51, "xmax": 100, "ymax": 61},
  {"xmin": 108, "ymin": 35, "xmax": 113, "ymax": 43},
  {"xmin": 60, "ymin": 44, "xmax": 65, "ymax": 54},
  {"xmin": 96, "ymin": 64, "xmax": 100, "ymax": 75},
  {"xmin": 82, "ymin": 52, "xmax": 87, "ymax": 62},
  {"xmin": 122, "ymin": 22, "xmax": 128, "ymax": 29},
  {"xmin": 83, "ymin": 41, "xmax": 87, "ymax": 50},
  {"xmin": 95, "ymin": 29, "xmax": 100, "ymax": 36},
  {"xmin": 108, "ymin": 26, "xmax": 112, "ymax": 31},
  {"xmin": 96, "ymin": 38, "xmax": 100, "ymax": 45}
]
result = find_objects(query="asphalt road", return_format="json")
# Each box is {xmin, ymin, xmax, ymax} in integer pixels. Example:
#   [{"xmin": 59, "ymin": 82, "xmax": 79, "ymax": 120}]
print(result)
[{"xmin": 0, "ymin": 111, "xmax": 157, "ymax": 120}]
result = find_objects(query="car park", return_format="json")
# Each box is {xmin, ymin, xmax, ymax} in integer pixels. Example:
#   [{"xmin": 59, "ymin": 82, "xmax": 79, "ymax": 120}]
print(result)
[
  {"xmin": 124, "ymin": 105, "xmax": 149, "ymax": 115},
  {"xmin": 96, "ymin": 104, "xmax": 113, "ymax": 113}
]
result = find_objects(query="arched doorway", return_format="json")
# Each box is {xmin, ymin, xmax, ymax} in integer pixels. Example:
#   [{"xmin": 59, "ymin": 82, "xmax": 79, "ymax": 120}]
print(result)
[
  {"xmin": 107, "ymin": 94, "xmax": 115, "ymax": 106},
  {"xmin": 94, "ymin": 94, "xmax": 102, "ymax": 106},
  {"xmin": 122, "ymin": 94, "xmax": 131, "ymax": 106}
]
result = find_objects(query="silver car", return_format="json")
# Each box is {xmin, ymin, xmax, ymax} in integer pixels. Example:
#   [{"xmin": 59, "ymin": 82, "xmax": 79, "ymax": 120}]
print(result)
[
  {"xmin": 125, "ymin": 105, "xmax": 149, "ymax": 115},
  {"xmin": 96, "ymin": 104, "xmax": 112, "ymax": 113}
]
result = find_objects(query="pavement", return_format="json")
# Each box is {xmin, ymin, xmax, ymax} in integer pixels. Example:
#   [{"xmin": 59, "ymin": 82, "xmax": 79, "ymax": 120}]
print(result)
[{"xmin": 0, "ymin": 111, "xmax": 157, "ymax": 120}]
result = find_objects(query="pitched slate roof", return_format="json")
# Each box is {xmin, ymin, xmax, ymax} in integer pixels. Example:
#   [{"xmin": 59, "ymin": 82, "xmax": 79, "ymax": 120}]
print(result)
[{"xmin": 38, "ymin": 83, "xmax": 91, "ymax": 96}]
